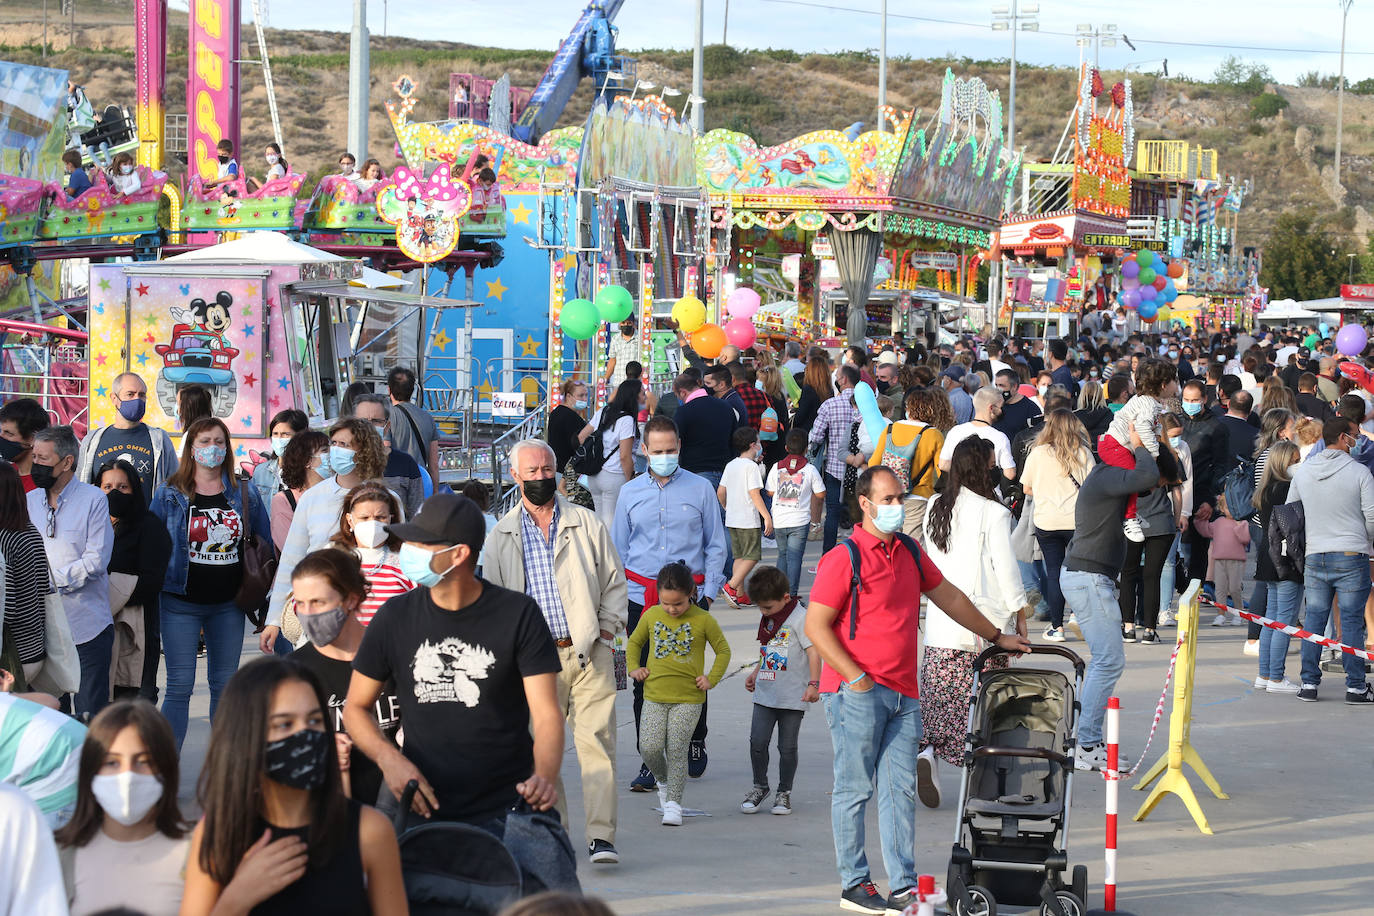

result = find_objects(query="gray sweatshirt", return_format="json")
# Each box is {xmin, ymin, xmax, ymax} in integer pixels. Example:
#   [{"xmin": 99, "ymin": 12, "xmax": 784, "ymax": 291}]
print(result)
[
  {"xmin": 1286, "ymin": 448, "xmax": 1374, "ymax": 556},
  {"xmin": 1064, "ymin": 446, "xmax": 1160, "ymax": 579}
]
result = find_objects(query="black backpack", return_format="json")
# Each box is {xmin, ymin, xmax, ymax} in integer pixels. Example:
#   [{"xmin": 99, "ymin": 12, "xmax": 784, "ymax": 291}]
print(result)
[
  {"xmin": 1220, "ymin": 458, "xmax": 1257, "ymax": 522},
  {"xmin": 838, "ymin": 532, "xmax": 927, "ymax": 639},
  {"xmin": 568, "ymin": 429, "xmax": 606, "ymax": 477}
]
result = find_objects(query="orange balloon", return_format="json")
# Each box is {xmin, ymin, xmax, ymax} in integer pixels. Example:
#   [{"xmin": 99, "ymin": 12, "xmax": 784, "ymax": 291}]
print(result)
[
  {"xmin": 691, "ymin": 323, "xmax": 727, "ymax": 360},
  {"xmin": 1166, "ymin": 261, "xmax": 1184, "ymax": 279}
]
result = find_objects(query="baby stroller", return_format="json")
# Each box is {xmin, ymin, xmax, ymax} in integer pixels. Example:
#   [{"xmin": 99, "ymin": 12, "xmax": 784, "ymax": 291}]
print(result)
[{"xmin": 947, "ymin": 645, "xmax": 1088, "ymax": 916}]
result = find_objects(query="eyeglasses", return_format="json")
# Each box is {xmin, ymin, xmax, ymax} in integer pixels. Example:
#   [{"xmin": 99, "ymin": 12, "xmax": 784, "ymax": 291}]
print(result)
[{"xmin": 45, "ymin": 503, "xmax": 56, "ymax": 538}]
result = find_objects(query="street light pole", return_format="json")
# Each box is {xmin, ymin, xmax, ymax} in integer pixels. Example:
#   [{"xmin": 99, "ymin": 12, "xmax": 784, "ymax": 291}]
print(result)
[
  {"xmin": 1336, "ymin": 0, "xmax": 1354, "ymax": 190},
  {"xmin": 993, "ymin": 1, "xmax": 1038, "ymax": 150},
  {"xmin": 878, "ymin": 0, "xmax": 887, "ymax": 130}
]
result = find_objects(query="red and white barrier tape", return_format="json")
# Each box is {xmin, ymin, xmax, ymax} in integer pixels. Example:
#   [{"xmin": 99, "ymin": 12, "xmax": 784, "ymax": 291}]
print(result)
[
  {"xmin": 1205, "ymin": 599, "xmax": 1374, "ymax": 663},
  {"xmin": 1114, "ymin": 631, "xmax": 1184, "ymax": 778}
]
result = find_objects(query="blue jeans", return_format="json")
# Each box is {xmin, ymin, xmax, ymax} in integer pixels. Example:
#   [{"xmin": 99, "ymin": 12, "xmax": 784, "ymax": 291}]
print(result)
[
  {"xmin": 774, "ymin": 524, "xmax": 808, "ymax": 596},
  {"xmin": 62, "ymin": 624, "xmax": 114, "ymax": 722},
  {"xmin": 161, "ymin": 593, "xmax": 246, "ymax": 750},
  {"xmin": 821, "ymin": 682, "xmax": 921, "ymax": 891},
  {"xmin": 822, "ymin": 471, "xmax": 845, "ymax": 553},
  {"xmin": 1034, "ymin": 529, "xmax": 1073, "ymax": 627},
  {"xmin": 1299, "ymin": 552, "xmax": 1371, "ymax": 691},
  {"xmin": 1061, "ymin": 569, "xmax": 1125, "ymax": 747},
  {"xmin": 1159, "ymin": 531, "xmax": 1181, "ymax": 615},
  {"xmin": 1260, "ymin": 579, "xmax": 1303, "ymax": 682}
]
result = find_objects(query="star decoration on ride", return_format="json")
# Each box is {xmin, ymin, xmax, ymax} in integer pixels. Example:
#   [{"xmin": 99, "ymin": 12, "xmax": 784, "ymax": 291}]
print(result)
[{"xmin": 519, "ymin": 334, "xmax": 541, "ymax": 357}]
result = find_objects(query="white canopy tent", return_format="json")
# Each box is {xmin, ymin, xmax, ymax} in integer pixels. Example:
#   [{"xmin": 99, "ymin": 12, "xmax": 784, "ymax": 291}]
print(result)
[
  {"xmin": 165, "ymin": 231, "xmax": 410, "ymax": 290},
  {"xmin": 1256, "ymin": 299, "xmax": 1319, "ymax": 323}
]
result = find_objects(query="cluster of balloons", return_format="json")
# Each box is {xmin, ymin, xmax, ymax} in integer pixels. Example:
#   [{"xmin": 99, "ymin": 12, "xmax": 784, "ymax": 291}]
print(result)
[
  {"xmin": 1118, "ymin": 249, "xmax": 1182, "ymax": 323},
  {"xmin": 559, "ymin": 284, "xmax": 637, "ymax": 341},
  {"xmin": 668, "ymin": 287, "xmax": 763, "ymax": 359}
]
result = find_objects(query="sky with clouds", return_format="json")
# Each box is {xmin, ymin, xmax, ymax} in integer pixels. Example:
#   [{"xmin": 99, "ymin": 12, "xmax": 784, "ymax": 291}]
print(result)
[{"xmin": 252, "ymin": 0, "xmax": 1372, "ymax": 85}]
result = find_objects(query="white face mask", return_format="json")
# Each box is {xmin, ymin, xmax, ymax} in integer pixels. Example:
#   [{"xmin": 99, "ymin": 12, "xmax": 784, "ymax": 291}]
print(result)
[
  {"xmin": 266, "ymin": 154, "xmax": 280, "ymax": 164},
  {"xmin": 352, "ymin": 518, "xmax": 388, "ymax": 549},
  {"xmin": 91, "ymin": 771, "xmax": 163, "ymax": 826}
]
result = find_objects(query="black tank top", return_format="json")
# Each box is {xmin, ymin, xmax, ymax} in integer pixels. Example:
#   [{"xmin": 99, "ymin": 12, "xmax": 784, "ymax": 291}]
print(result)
[{"xmin": 251, "ymin": 798, "xmax": 370, "ymax": 915}]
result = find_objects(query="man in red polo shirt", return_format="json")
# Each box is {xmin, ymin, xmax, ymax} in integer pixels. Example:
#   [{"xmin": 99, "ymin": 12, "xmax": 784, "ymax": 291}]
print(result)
[{"xmin": 805, "ymin": 465, "xmax": 1030, "ymax": 914}]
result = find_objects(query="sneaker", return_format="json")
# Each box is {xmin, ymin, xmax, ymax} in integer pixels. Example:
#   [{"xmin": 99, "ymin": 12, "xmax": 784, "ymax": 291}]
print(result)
[
  {"xmin": 916, "ymin": 746, "xmax": 941, "ymax": 808},
  {"xmin": 1139, "ymin": 629, "xmax": 1160, "ymax": 644},
  {"xmin": 1267, "ymin": 678, "xmax": 1301, "ymax": 695},
  {"xmin": 740, "ymin": 786, "xmax": 769, "ymax": 813},
  {"xmin": 1297, "ymin": 684, "xmax": 1319, "ymax": 702},
  {"xmin": 839, "ymin": 879, "xmax": 887, "ymax": 914},
  {"xmin": 885, "ymin": 887, "xmax": 915, "ymax": 914},
  {"xmin": 1243, "ymin": 639, "xmax": 1260, "ymax": 657},
  {"xmin": 1042, "ymin": 626, "xmax": 1067, "ymax": 642},
  {"xmin": 1123, "ymin": 517, "xmax": 1145, "ymax": 542},
  {"xmin": 1253, "ymin": 676, "xmax": 1272, "ymax": 689},
  {"xmin": 1066, "ymin": 615, "xmax": 1084, "ymax": 640},
  {"xmin": 1210, "ymin": 613, "xmax": 1228, "ymax": 627},
  {"xmin": 660, "ymin": 800, "xmax": 683, "ymax": 826},
  {"xmin": 1345, "ymin": 685, "xmax": 1374, "ymax": 705},
  {"xmin": 761, "ymin": 536, "xmax": 777, "ymax": 550},
  {"xmin": 587, "ymin": 839, "xmax": 619, "ymax": 864},
  {"xmin": 771, "ymin": 790, "xmax": 792, "ymax": 815},
  {"xmin": 722, "ymin": 583, "xmax": 744, "ymax": 608},
  {"xmin": 1158, "ymin": 610, "xmax": 1176, "ymax": 628},
  {"xmin": 688, "ymin": 740, "xmax": 708, "ymax": 778},
  {"xmin": 1122, "ymin": 625, "xmax": 1137, "ymax": 641},
  {"xmin": 1074, "ymin": 743, "xmax": 1130, "ymax": 772},
  {"xmin": 629, "ymin": 763, "xmax": 657, "ymax": 792}
]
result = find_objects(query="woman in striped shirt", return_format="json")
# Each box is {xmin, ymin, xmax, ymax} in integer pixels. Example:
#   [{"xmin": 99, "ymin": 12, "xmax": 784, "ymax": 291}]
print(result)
[
  {"xmin": 328, "ymin": 482, "xmax": 415, "ymax": 626},
  {"xmin": 0, "ymin": 462, "xmax": 50, "ymax": 688}
]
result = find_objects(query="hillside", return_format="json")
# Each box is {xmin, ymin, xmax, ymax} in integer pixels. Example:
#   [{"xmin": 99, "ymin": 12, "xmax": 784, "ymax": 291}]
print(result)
[{"xmin": 2, "ymin": 0, "xmax": 1370, "ymax": 247}]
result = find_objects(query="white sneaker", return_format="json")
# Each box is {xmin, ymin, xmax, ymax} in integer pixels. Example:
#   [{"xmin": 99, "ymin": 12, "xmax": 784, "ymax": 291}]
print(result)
[
  {"xmin": 661, "ymin": 800, "xmax": 683, "ymax": 826},
  {"xmin": 761, "ymin": 537, "xmax": 777, "ymax": 550},
  {"xmin": 916, "ymin": 747, "xmax": 941, "ymax": 808},
  {"xmin": 1123, "ymin": 518, "xmax": 1145, "ymax": 542},
  {"xmin": 1267, "ymin": 678, "xmax": 1301, "ymax": 694},
  {"xmin": 1074, "ymin": 743, "xmax": 1131, "ymax": 771},
  {"xmin": 1158, "ymin": 610, "xmax": 1175, "ymax": 627},
  {"xmin": 1210, "ymin": 613, "xmax": 1228, "ymax": 627},
  {"xmin": 1243, "ymin": 639, "xmax": 1260, "ymax": 657},
  {"xmin": 1253, "ymin": 676, "xmax": 1272, "ymax": 689}
]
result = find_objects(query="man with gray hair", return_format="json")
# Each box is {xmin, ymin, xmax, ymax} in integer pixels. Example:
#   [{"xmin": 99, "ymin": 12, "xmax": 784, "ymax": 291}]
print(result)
[
  {"xmin": 938, "ymin": 387, "xmax": 1017, "ymax": 479},
  {"xmin": 482, "ymin": 438, "xmax": 628, "ymax": 865},
  {"xmin": 352, "ymin": 392, "xmax": 424, "ymax": 517},
  {"xmin": 27, "ymin": 425, "xmax": 114, "ymax": 720},
  {"xmin": 782, "ymin": 340, "xmax": 805, "ymax": 380},
  {"xmin": 77, "ymin": 371, "xmax": 177, "ymax": 501}
]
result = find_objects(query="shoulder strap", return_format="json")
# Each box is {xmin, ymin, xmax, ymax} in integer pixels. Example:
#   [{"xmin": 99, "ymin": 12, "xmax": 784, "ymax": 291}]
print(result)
[
  {"xmin": 285, "ymin": 488, "xmax": 298, "ymax": 511},
  {"xmin": 842, "ymin": 539, "xmax": 861, "ymax": 640},
  {"xmin": 397, "ymin": 401, "xmax": 426, "ymax": 447},
  {"xmin": 907, "ymin": 426, "xmax": 935, "ymax": 493},
  {"xmin": 236, "ymin": 479, "xmax": 253, "ymax": 541},
  {"xmin": 894, "ymin": 532, "xmax": 928, "ymax": 581}
]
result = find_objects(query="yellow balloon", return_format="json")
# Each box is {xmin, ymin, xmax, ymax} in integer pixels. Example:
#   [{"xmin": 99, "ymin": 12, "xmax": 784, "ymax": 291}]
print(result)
[
  {"xmin": 1155, "ymin": 305, "xmax": 1172, "ymax": 322},
  {"xmin": 672, "ymin": 295, "xmax": 707, "ymax": 334}
]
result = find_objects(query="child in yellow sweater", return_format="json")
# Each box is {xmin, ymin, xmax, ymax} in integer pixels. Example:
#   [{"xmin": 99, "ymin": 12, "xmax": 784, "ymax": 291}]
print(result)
[{"xmin": 627, "ymin": 562, "xmax": 732, "ymax": 826}]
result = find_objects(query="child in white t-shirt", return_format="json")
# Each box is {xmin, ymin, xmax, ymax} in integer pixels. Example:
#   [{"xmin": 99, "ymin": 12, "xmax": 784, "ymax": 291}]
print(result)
[
  {"xmin": 764, "ymin": 428, "xmax": 825, "ymax": 596},
  {"xmin": 718, "ymin": 427, "xmax": 772, "ymax": 608},
  {"xmin": 1099, "ymin": 357, "xmax": 1177, "ymax": 542}
]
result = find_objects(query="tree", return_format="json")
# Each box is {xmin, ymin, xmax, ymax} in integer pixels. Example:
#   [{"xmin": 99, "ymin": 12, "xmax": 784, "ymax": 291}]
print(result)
[
  {"xmin": 1213, "ymin": 55, "xmax": 1273, "ymax": 94},
  {"xmin": 1260, "ymin": 211, "xmax": 1353, "ymax": 301}
]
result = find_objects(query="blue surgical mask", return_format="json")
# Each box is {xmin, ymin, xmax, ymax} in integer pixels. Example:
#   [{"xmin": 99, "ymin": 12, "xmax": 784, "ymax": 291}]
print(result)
[
  {"xmin": 271, "ymin": 436, "xmax": 292, "ymax": 457},
  {"xmin": 873, "ymin": 503, "xmax": 904, "ymax": 534},
  {"xmin": 1168, "ymin": 435, "xmax": 1183, "ymax": 449},
  {"xmin": 399, "ymin": 542, "xmax": 457, "ymax": 588},
  {"xmin": 329, "ymin": 444, "xmax": 357, "ymax": 476},
  {"xmin": 648, "ymin": 453, "xmax": 679, "ymax": 477},
  {"xmin": 574, "ymin": 399, "xmax": 589, "ymax": 410},
  {"xmin": 1182, "ymin": 401, "xmax": 1203, "ymax": 417},
  {"xmin": 193, "ymin": 444, "xmax": 226, "ymax": 469},
  {"xmin": 313, "ymin": 452, "xmax": 335, "ymax": 478}
]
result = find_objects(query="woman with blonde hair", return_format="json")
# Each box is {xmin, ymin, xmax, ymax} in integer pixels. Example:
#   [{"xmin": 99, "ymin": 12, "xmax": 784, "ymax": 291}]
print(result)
[
  {"xmin": 755, "ymin": 364, "xmax": 792, "ymax": 470},
  {"xmin": 1252, "ymin": 440, "xmax": 1303, "ymax": 691},
  {"xmin": 1259, "ymin": 376, "xmax": 1297, "ymax": 417},
  {"xmin": 1074, "ymin": 379, "xmax": 1112, "ymax": 455},
  {"xmin": 1021, "ymin": 408, "xmax": 1094, "ymax": 641}
]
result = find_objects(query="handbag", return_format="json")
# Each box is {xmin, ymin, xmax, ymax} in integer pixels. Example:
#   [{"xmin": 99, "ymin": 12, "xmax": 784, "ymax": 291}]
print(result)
[
  {"xmin": 31, "ymin": 581, "xmax": 81, "ymax": 698},
  {"xmin": 233, "ymin": 480, "xmax": 277, "ymax": 626},
  {"xmin": 1011, "ymin": 495, "xmax": 1037, "ymax": 563}
]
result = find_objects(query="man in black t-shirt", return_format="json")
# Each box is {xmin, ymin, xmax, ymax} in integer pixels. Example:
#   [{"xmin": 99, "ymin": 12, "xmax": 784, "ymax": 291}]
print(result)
[
  {"xmin": 992, "ymin": 368, "xmax": 1042, "ymax": 439},
  {"xmin": 345, "ymin": 493, "xmax": 563, "ymax": 828}
]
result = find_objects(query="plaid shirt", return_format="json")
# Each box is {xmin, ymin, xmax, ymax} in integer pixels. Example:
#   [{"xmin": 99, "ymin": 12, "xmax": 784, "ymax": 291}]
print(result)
[
  {"xmin": 808, "ymin": 389, "xmax": 858, "ymax": 479},
  {"xmin": 521, "ymin": 502, "xmax": 570, "ymax": 641},
  {"xmin": 734, "ymin": 383, "xmax": 772, "ymax": 430}
]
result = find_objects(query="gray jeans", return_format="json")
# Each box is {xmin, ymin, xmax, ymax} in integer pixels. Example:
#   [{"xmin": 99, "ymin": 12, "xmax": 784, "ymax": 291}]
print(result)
[{"xmin": 750, "ymin": 704, "xmax": 805, "ymax": 792}]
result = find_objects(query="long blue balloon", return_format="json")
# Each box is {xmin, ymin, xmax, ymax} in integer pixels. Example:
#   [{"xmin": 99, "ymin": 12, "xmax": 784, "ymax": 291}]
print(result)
[{"xmin": 853, "ymin": 382, "xmax": 889, "ymax": 449}]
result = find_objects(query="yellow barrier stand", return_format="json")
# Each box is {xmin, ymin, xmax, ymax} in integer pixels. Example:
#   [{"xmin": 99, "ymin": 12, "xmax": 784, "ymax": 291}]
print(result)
[{"xmin": 1132, "ymin": 579, "xmax": 1228, "ymax": 834}]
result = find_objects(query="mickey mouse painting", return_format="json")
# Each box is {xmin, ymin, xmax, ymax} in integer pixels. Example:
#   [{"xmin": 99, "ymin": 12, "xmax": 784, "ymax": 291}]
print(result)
[{"xmin": 154, "ymin": 290, "xmax": 241, "ymax": 418}]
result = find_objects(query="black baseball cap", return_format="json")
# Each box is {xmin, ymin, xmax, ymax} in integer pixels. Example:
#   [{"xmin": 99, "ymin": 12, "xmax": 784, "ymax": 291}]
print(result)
[{"xmin": 386, "ymin": 492, "xmax": 486, "ymax": 555}]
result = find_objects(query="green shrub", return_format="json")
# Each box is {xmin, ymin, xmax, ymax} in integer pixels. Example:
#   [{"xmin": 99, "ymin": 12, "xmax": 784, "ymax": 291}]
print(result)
[{"xmin": 1249, "ymin": 92, "xmax": 1289, "ymax": 119}]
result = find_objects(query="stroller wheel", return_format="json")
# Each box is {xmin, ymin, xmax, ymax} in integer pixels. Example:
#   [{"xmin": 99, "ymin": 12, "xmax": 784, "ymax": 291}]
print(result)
[
  {"xmin": 955, "ymin": 884, "xmax": 997, "ymax": 916},
  {"xmin": 1071, "ymin": 865, "xmax": 1088, "ymax": 907},
  {"xmin": 1040, "ymin": 889, "xmax": 1085, "ymax": 916}
]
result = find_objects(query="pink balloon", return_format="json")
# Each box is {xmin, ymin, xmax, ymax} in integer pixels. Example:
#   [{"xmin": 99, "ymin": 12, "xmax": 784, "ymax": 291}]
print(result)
[
  {"xmin": 1121, "ymin": 277, "xmax": 1140, "ymax": 291},
  {"xmin": 726, "ymin": 287, "xmax": 762, "ymax": 319},
  {"xmin": 724, "ymin": 316, "xmax": 757, "ymax": 350}
]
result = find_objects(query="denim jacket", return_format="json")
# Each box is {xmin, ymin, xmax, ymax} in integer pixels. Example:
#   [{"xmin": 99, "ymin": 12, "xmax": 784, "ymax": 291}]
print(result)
[{"xmin": 150, "ymin": 473, "xmax": 272, "ymax": 597}]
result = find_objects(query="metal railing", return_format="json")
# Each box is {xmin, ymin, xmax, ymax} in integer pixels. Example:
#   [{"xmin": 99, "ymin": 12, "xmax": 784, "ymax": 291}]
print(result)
[
  {"xmin": 1135, "ymin": 140, "xmax": 1219, "ymax": 181},
  {"xmin": 488, "ymin": 400, "xmax": 549, "ymax": 508}
]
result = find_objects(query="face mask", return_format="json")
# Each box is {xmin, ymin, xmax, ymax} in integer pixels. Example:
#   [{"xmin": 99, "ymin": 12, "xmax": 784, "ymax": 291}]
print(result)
[
  {"xmin": 297, "ymin": 605, "xmax": 351, "ymax": 646},
  {"xmin": 1037, "ymin": 385, "xmax": 1048, "ymax": 397},
  {"xmin": 871, "ymin": 502, "xmax": 904, "ymax": 534},
  {"xmin": 340, "ymin": 163, "xmax": 355, "ymax": 174},
  {"xmin": 329, "ymin": 445, "xmax": 356, "ymax": 476},
  {"xmin": 1168, "ymin": 435, "xmax": 1183, "ymax": 449},
  {"xmin": 399, "ymin": 542, "xmax": 459, "ymax": 588},
  {"xmin": 875, "ymin": 380, "xmax": 890, "ymax": 394},
  {"xmin": 271, "ymin": 436, "xmax": 292, "ymax": 457},
  {"xmin": 372, "ymin": 424, "xmax": 389, "ymax": 444},
  {"xmin": 521, "ymin": 477, "xmax": 557, "ymax": 506},
  {"xmin": 1000, "ymin": 388, "xmax": 1012, "ymax": 402},
  {"xmin": 621, "ymin": 325, "xmax": 634, "ymax": 336},
  {"xmin": 107, "ymin": 489, "xmax": 137, "ymax": 519},
  {"xmin": 311, "ymin": 453, "xmax": 335, "ymax": 478},
  {"xmin": 351, "ymin": 518, "xmax": 388, "ymax": 549},
  {"xmin": 574, "ymin": 399, "xmax": 589, "ymax": 410},
  {"xmin": 1089, "ymin": 369, "xmax": 1100, "ymax": 378},
  {"xmin": 32, "ymin": 461, "xmax": 60, "ymax": 490},
  {"xmin": 1182, "ymin": 401, "xmax": 1203, "ymax": 417},
  {"xmin": 755, "ymin": 379, "xmax": 766, "ymax": 391},
  {"xmin": 116, "ymin": 396, "xmax": 146, "ymax": 423},
  {"xmin": 266, "ymin": 154, "xmax": 280, "ymax": 164},
  {"xmin": 193, "ymin": 444, "xmax": 226, "ymax": 469},
  {"xmin": 90, "ymin": 771, "xmax": 163, "ymax": 826},
  {"xmin": 0, "ymin": 438, "xmax": 25, "ymax": 462},
  {"xmin": 1352, "ymin": 437, "xmax": 1369, "ymax": 459},
  {"xmin": 1168, "ymin": 350, "xmax": 1179, "ymax": 360},
  {"xmin": 218, "ymin": 154, "xmax": 230, "ymax": 164},
  {"xmin": 263, "ymin": 728, "xmax": 330, "ymax": 792},
  {"xmin": 120, "ymin": 164, "xmax": 134, "ymax": 175},
  {"xmin": 648, "ymin": 453, "xmax": 679, "ymax": 477}
]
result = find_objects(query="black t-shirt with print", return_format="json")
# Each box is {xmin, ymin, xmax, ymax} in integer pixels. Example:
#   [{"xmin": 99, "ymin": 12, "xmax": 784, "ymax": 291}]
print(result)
[
  {"xmin": 352, "ymin": 580, "xmax": 561, "ymax": 822},
  {"xmin": 292, "ymin": 643, "xmax": 401, "ymax": 806},
  {"xmin": 181, "ymin": 492, "xmax": 242, "ymax": 604}
]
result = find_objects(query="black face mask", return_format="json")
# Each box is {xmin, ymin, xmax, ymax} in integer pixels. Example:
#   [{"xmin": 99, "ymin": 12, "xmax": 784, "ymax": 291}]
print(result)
[
  {"xmin": 1000, "ymin": 388, "xmax": 1012, "ymax": 402},
  {"xmin": 107, "ymin": 490, "xmax": 138, "ymax": 520},
  {"xmin": 264, "ymin": 728, "xmax": 330, "ymax": 791},
  {"xmin": 0, "ymin": 438, "xmax": 25, "ymax": 463},
  {"xmin": 875, "ymin": 380, "xmax": 891, "ymax": 394},
  {"xmin": 31, "ymin": 462, "xmax": 58, "ymax": 491},
  {"xmin": 522, "ymin": 477, "xmax": 557, "ymax": 507}
]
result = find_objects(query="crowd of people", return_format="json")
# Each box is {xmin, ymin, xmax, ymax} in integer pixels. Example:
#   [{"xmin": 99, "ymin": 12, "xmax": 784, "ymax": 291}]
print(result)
[{"xmin": 2, "ymin": 312, "xmax": 1373, "ymax": 915}]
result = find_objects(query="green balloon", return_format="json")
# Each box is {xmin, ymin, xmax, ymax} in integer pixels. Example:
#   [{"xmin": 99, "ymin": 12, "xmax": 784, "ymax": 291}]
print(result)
[
  {"xmin": 595, "ymin": 285, "xmax": 635, "ymax": 323},
  {"xmin": 561, "ymin": 298, "xmax": 600, "ymax": 341},
  {"xmin": 1138, "ymin": 267, "xmax": 1157, "ymax": 285},
  {"xmin": 1135, "ymin": 249, "xmax": 1155, "ymax": 266}
]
